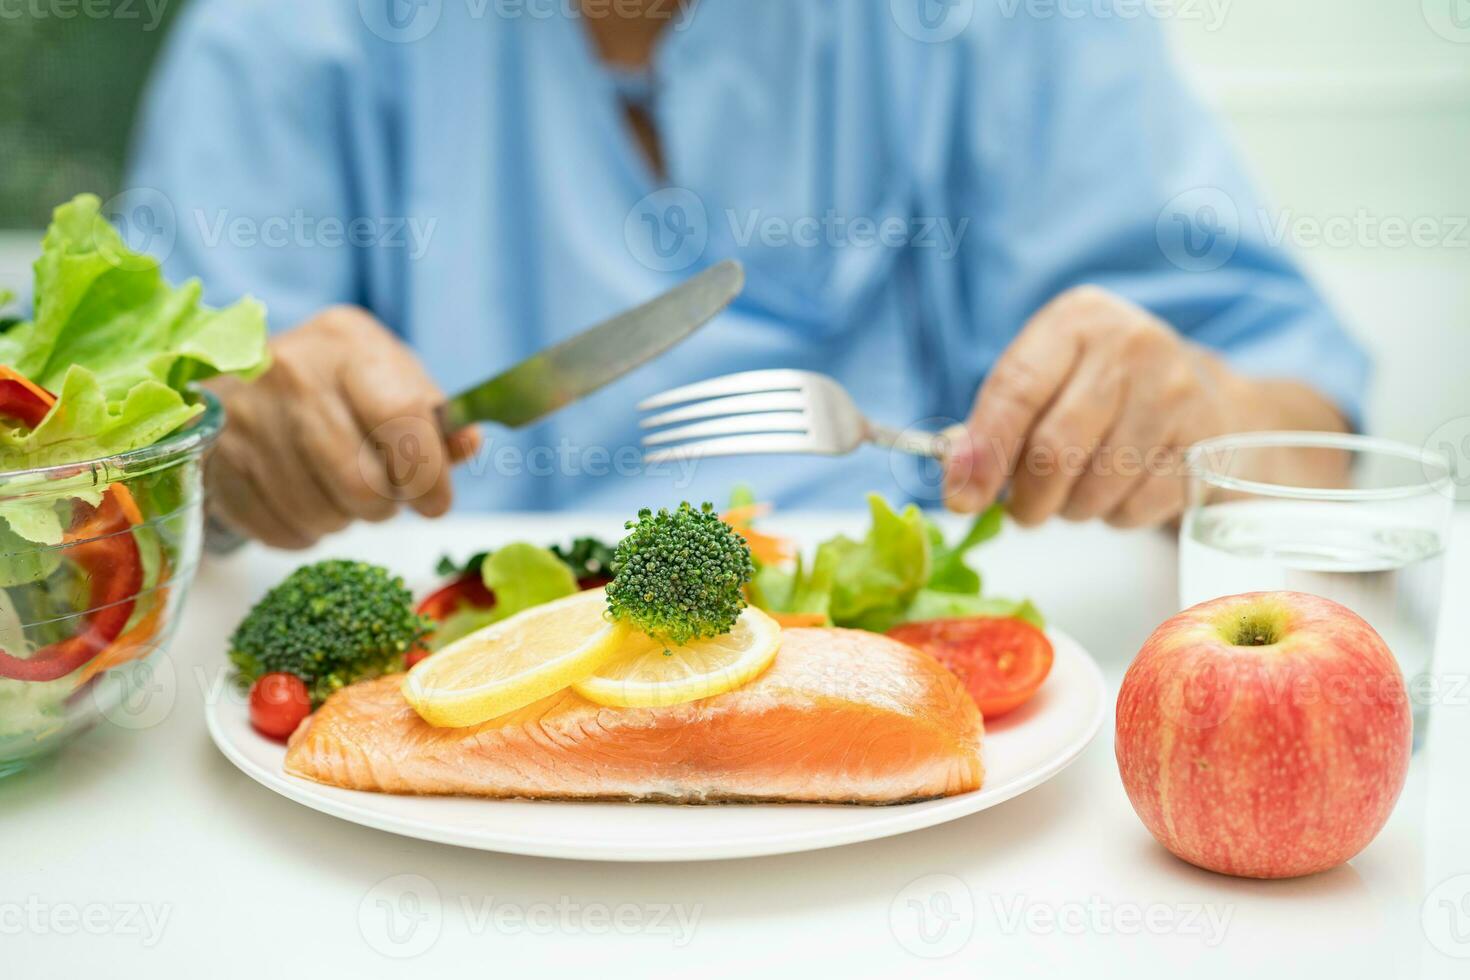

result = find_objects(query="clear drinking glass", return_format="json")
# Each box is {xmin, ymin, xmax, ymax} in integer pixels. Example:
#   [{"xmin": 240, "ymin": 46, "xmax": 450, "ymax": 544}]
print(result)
[
  {"xmin": 0, "ymin": 392, "xmax": 220, "ymax": 776},
  {"xmin": 1180, "ymin": 431, "xmax": 1454, "ymax": 749}
]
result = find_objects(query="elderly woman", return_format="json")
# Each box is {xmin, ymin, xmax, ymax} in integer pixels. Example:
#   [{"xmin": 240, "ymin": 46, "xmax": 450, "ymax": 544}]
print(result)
[{"xmin": 128, "ymin": 0, "xmax": 1364, "ymax": 548}]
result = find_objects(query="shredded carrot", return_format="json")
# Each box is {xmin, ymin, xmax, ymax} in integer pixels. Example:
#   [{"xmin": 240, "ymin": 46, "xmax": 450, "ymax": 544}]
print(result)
[
  {"xmin": 109, "ymin": 485, "xmax": 144, "ymax": 526},
  {"xmin": 769, "ymin": 612, "xmax": 828, "ymax": 629},
  {"xmin": 721, "ymin": 503, "xmax": 796, "ymax": 566},
  {"xmin": 721, "ymin": 502, "xmax": 771, "ymax": 526}
]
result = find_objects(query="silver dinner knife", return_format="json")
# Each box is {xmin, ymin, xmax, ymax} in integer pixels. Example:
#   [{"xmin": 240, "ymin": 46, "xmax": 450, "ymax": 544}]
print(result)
[
  {"xmin": 436, "ymin": 259, "xmax": 745, "ymax": 433},
  {"xmin": 206, "ymin": 260, "xmax": 744, "ymax": 554}
]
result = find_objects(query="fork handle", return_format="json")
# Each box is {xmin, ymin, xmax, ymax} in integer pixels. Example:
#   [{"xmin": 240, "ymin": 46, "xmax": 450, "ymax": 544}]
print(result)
[{"xmin": 868, "ymin": 423, "xmax": 950, "ymax": 459}]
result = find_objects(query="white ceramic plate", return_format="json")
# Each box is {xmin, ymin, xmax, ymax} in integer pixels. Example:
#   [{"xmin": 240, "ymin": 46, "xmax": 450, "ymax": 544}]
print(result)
[{"xmin": 206, "ymin": 627, "xmax": 1106, "ymax": 862}]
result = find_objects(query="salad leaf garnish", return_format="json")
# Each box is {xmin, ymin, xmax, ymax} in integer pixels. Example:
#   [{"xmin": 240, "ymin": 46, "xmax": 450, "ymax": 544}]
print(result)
[
  {"xmin": 425, "ymin": 544, "xmax": 581, "ymax": 652},
  {"xmin": 481, "ymin": 544, "xmax": 578, "ymax": 619},
  {"xmin": 0, "ymin": 195, "xmax": 269, "ymax": 542},
  {"xmin": 749, "ymin": 494, "xmax": 1040, "ymax": 632},
  {"xmin": 0, "ymin": 195, "xmax": 268, "ymax": 397},
  {"xmin": 925, "ymin": 502, "xmax": 1003, "ymax": 595}
]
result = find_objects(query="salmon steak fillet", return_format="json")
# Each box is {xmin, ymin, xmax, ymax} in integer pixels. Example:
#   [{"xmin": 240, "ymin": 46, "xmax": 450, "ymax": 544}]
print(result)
[{"xmin": 285, "ymin": 628, "xmax": 984, "ymax": 804}]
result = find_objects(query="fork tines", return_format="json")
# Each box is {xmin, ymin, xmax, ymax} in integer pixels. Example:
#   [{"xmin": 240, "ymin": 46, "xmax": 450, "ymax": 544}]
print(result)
[{"xmin": 637, "ymin": 370, "xmax": 817, "ymax": 462}]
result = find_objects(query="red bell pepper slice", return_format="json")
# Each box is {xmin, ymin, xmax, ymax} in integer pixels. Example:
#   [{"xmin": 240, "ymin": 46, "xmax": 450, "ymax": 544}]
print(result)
[
  {"xmin": 416, "ymin": 574, "xmax": 496, "ymax": 623},
  {"xmin": 0, "ymin": 365, "xmax": 56, "ymax": 429},
  {"xmin": 0, "ymin": 369, "xmax": 146, "ymax": 682}
]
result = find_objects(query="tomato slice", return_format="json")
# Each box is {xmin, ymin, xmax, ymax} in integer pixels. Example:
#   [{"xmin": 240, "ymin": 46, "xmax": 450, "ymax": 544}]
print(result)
[{"xmin": 887, "ymin": 617, "xmax": 1054, "ymax": 719}]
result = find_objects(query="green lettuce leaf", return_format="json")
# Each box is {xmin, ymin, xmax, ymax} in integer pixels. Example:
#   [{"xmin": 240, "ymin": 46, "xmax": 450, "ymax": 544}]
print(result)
[
  {"xmin": 0, "ymin": 519, "xmax": 61, "ymax": 587},
  {"xmin": 744, "ymin": 493, "xmax": 1041, "ymax": 633},
  {"xmin": 0, "ymin": 195, "xmax": 268, "ymax": 398},
  {"xmin": 0, "ymin": 194, "xmax": 269, "ymax": 543},
  {"xmin": 427, "ymin": 543, "xmax": 581, "ymax": 652},
  {"xmin": 480, "ymin": 543, "xmax": 579, "ymax": 620},
  {"xmin": 819, "ymin": 494, "xmax": 931, "ymax": 632},
  {"xmin": 749, "ymin": 548, "xmax": 839, "ymax": 623},
  {"xmin": 925, "ymin": 504, "xmax": 1004, "ymax": 594}
]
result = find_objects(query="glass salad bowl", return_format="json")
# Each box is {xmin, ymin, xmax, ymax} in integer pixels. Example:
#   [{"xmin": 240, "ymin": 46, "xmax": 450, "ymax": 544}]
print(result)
[{"xmin": 0, "ymin": 391, "xmax": 221, "ymax": 777}]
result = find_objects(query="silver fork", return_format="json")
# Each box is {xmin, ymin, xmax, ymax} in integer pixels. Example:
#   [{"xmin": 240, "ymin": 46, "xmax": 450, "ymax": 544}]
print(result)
[{"xmin": 638, "ymin": 369, "xmax": 949, "ymax": 463}]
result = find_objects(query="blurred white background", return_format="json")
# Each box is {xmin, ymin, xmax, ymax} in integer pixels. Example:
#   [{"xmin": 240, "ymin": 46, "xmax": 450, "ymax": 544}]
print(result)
[
  {"xmin": 1169, "ymin": 0, "xmax": 1470, "ymax": 446},
  {"xmin": 2, "ymin": 0, "xmax": 1466, "ymax": 447}
]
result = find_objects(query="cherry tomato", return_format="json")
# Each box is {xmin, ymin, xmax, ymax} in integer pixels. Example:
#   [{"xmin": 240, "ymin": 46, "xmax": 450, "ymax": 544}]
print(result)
[
  {"xmin": 887, "ymin": 617, "xmax": 1054, "ymax": 719},
  {"xmin": 404, "ymin": 647, "xmax": 432, "ymax": 669},
  {"xmin": 249, "ymin": 673, "xmax": 312, "ymax": 740}
]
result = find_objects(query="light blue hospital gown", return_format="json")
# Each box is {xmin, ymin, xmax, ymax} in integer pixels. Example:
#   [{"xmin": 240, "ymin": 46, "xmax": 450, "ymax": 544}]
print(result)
[{"xmin": 127, "ymin": 0, "xmax": 1369, "ymax": 512}]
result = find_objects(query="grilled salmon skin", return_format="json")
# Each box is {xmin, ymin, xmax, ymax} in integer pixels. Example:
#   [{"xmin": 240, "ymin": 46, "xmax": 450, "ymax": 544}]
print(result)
[{"xmin": 284, "ymin": 628, "xmax": 984, "ymax": 804}]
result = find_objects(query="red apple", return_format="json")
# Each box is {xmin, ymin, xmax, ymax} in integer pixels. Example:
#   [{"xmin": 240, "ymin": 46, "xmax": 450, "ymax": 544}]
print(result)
[{"xmin": 1115, "ymin": 591, "xmax": 1411, "ymax": 879}]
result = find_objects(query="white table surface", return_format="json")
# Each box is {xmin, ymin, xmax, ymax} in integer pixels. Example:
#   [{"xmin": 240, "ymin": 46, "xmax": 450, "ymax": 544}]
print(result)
[{"xmin": 6, "ymin": 509, "xmax": 1469, "ymax": 978}]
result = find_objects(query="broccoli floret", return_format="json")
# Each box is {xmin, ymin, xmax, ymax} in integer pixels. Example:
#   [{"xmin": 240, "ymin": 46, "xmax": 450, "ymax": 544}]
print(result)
[
  {"xmin": 229, "ymin": 560, "xmax": 429, "ymax": 704},
  {"xmin": 606, "ymin": 502, "xmax": 754, "ymax": 645}
]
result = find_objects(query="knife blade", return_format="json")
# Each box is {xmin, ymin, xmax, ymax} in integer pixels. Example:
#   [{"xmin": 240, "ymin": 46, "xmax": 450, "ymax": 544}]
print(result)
[{"xmin": 436, "ymin": 260, "xmax": 745, "ymax": 433}]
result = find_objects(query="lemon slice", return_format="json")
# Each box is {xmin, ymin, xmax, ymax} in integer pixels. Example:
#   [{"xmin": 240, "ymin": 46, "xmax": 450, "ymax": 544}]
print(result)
[
  {"xmin": 403, "ymin": 589, "xmax": 623, "ymax": 728},
  {"xmin": 573, "ymin": 606, "xmax": 782, "ymax": 708}
]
